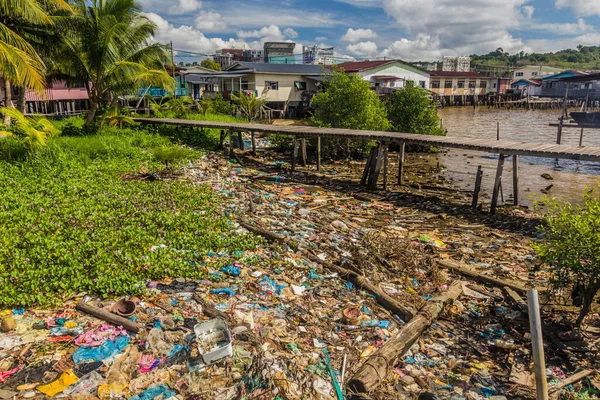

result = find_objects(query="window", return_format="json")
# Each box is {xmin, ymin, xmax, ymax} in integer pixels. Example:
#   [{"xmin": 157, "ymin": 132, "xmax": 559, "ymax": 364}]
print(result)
[
  {"xmin": 468, "ymin": 80, "xmax": 476, "ymax": 89},
  {"xmin": 294, "ymin": 81, "xmax": 307, "ymax": 90},
  {"xmin": 444, "ymin": 80, "xmax": 453, "ymax": 88},
  {"xmin": 531, "ymin": 71, "xmax": 538, "ymax": 76},
  {"xmin": 265, "ymin": 81, "xmax": 278, "ymax": 90},
  {"xmin": 457, "ymin": 80, "xmax": 465, "ymax": 89},
  {"xmin": 515, "ymin": 72, "xmax": 524, "ymax": 77},
  {"xmin": 431, "ymin": 81, "xmax": 441, "ymax": 89},
  {"xmin": 480, "ymin": 81, "xmax": 487, "ymax": 89},
  {"xmin": 419, "ymin": 81, "xmax": 426, "ymax": 88},
  {"xmin": 241, "ymin": 81, "xmax": 249, "ymax": 90}
]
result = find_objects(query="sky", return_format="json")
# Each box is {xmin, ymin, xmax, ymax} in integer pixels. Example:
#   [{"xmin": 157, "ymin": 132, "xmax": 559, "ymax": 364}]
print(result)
[{"xmin": 138, "ymin": 0, "xmax": 600, "ymax": 63}]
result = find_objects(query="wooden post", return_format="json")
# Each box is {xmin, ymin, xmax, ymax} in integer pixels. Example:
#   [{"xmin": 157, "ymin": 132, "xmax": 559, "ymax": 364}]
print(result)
[
  {"xmin": 513, "ymin": 155, "xmax": 519, "ymax": 206},
  {"xmin": 228, "ymin": 129, "xmax": 234, "ymax": 157},
  {"xmin": 218, "ymin": 129, "xmax": 225, "ymax": 150},
  {"xmin": 361, "ymin": 147, "xmax": 377, "ymax": 186},
  {"xmin": 579, "ymin": 128, "xmax": 584, "ymax": 147},
  {"xmin": 382, "ymin": 143, "xmax": 389, "ymax": 191},
  {"xmin": 497, "ymin": 121, "xmax": 500, "ymax": 141},
  {"xmin": 291, "ymin": 139, "xmax": 299, "ymax": 173},
  {"xmin": 367, "ymin": 143, "xmax": 384, "ymax": 190},
  {"xmin": 472, "ymin": 165, "xmax": 483, "ymax": 208},
  {"xmin": 238, "ymin": 131, "xmax": 244, "ymax": 151},
  {"xmin": 317, "ymin": 136, "xmax": 321, "ymax": 172},
  {"xmin": 490, "ymin": 154, "xmax": 506, "ymax": 214},
  {"xmin": 300, "ymin": 138, "xmax": 307, "ymax": 167},
  {"xmin": 397, "ymin": 141, "xmax": 406, "ymax": 185},
  {"xmin": 557, "ymin": 117, "xmax": 563, "ymax": 145},
  {"xmin": 251, "ymin": 131, "xmax": 256, "ymax": 155},
  {"xmin": 527, "ymin": 290, "xmax": 549, "ymax": 400}
]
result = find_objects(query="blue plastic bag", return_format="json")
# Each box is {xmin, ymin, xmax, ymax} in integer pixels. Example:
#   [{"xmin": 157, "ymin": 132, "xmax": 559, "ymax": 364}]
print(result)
[
  {"xmin": 73, "ymin": 335, "xmax": 130, "ymax": 364},
  {"xmin": 128, "ymin": 384, "xmax": 176, "ymax": 400}
]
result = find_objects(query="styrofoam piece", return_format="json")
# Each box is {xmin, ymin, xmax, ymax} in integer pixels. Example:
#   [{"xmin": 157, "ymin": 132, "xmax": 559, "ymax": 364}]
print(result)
[{"xmin": 194, "ymin": 318, "xmax": 232, "ymax": 363}]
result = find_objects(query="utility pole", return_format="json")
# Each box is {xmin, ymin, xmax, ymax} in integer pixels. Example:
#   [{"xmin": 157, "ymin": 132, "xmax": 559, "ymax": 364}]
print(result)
[{"xmin": 170, "ymin": 40, "xmax": 176, "ymax": 97}]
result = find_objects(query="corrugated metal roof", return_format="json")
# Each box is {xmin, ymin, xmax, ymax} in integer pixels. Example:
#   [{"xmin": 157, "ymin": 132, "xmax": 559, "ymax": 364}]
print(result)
[
  {"xmin": 336, "ymin": 60, "xmax": 393, "ymax": 72},
  {"xmin": 227, "ymin": 62, "xmax": 325, "ymax": 75},
  {"xmin": 430, "ymin": 71, "xmax": 494, "ymax": 78}
]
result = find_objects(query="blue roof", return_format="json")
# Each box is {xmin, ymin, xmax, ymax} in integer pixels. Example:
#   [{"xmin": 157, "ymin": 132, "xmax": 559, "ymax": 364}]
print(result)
[
  {"xmin": 541, "ymin": 71, "xmax": 586, "ymax": 81},
  {"xmin": 227, "ymin": 62, "xmax": 326, "ymax": 75}
]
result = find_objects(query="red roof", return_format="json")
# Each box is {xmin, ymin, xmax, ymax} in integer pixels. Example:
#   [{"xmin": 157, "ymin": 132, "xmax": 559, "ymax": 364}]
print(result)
[
  {"xmin": 373, "ymin": 75, "xmax": 401, "ymax": 80},
  {"xmin": 336, "ymin": 60, "xmax": 397, "ymax": 72},
  {"xmin": 430, "ymin": 71, "xmax": 493, "ymax": 79}
]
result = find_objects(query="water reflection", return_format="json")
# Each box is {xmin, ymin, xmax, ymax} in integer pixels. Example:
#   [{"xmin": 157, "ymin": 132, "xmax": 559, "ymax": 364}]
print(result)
[{"xmin": 437, "ymin": 107, "xmax": 600, "ymax": 206}]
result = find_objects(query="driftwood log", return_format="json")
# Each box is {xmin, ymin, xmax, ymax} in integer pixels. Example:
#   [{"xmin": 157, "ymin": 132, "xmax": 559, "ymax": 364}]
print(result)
[
  {"xmin": 347, "ymin": 281, "xmax": 464, "ymax": 393},
  {"xmin": 239, "ymin": 219, "xmax": 416, "ymax": 322},
  {"xmin": 76, "ymin": 301, "xmax": 143, "ymax": 333},
  {"xmin": 549, "ymin": 370, "xmax": 592, "ymax": 393},
  {"xmin": 438, "ymin": 260, "xmax": 546, "ymax": 293}
]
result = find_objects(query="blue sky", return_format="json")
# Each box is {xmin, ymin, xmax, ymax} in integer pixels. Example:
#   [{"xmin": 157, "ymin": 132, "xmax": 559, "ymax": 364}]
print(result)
[{"xmin": 139, "ymin": 0, "xmax": 600, "ymax": 62}]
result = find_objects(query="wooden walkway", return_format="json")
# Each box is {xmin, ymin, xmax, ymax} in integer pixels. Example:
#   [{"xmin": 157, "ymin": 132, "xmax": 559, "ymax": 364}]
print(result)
[
  {"xmin": 135, "ymin": 118, "xmax": 600, "ymax": 162},
  {"xmin": 135, "ymin": 117, "xmax": 600, "ymax": 213}
]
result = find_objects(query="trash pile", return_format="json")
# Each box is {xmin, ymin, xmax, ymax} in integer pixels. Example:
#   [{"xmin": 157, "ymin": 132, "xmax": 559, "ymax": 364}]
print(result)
[{"xmin": 1, "ymin": 148, "xmax": 597, "ymax": 399}]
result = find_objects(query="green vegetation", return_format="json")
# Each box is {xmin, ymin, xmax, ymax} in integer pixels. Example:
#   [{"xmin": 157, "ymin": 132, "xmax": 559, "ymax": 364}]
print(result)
[
  {"xmin": 307, "ymin": 68, "xmax": 389, "ymax": 158},
  {"xmin": 0, "ymin": 108, "xmax": 59, "ymax": 152},
  {"xmin": 231, "ymin": 92, "xmax": 267, "ymax": 121},
  {"xmin": 534, "ymin": 189, "xmax": 600, "ymax": 327},
  {"xmin": 471, "ymin": 46, "xmax": 600, "ymax": 77},
  {"xmin": 387, "ymin": 82, "xmax": 445, "ymax": 136},
  {"xmin": 0, "ymin": 121, "xmax": 261, "ymax": 307},
  {"xmin": 53, "ymin": 0, "xmax": 173, "ymax": 127},
  {"xmin": 200, "ymin": 58, "xmax": 222, "ymax": 71}
]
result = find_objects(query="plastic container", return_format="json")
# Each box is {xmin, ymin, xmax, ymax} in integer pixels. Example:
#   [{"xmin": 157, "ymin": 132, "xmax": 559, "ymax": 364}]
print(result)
[{"xmin": 194, "ymin": 318, "xmax": 232, "ymax": 363}]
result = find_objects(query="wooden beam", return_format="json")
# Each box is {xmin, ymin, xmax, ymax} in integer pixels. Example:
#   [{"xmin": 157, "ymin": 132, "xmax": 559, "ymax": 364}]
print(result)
[
  {"xmin": 397, "ymin": 141, "xmax": 406, "ymax": 185},
  {"xmin": 367, "ymin": 143, "xmax": 384, "ymax": 190},
  {"xmin": 361, "ymin": 147, "xmax": 377, "ymax": 186},
  {"xmin": 76, "ymin": 302, "xmax": 143, "ymax": 333},
  {"xmin": 549, "ymin": 370, "xmax": 592, "ymax": 394},
  {"xmin": 300, "ymin": 138, "xmax": 307, "ymax": 167},
  {"xmin": 317, "ymin": 136, "xmax": 321, "ymax": 171},
  {"xmin": 490, "ymin": 154, "xmax": 506, "ymax": 214},
  {"xmin": 472, "ymin": 165, "xmax": 483, "ymax": 208},
  {"xmin": 382, "ymin": 142, "xmax": 389, "ymax": 191},
  {"xmin": 513, "ymin": 155, "xmax": 519, "ymax": 206},
  {"xmin": 291, "ymin": 139, "xmax": 299, "ymax": 173},
  {"xmin": 238, "ymin": 131, "xmax": 244, "ymax": 151}
]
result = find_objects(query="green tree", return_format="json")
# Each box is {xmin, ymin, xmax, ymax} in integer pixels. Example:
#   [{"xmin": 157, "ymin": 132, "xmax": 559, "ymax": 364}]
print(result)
[
  {"xmin": 54, "ymin": 0, "xmax": 174, "ymax": 127},
  {"xmin": 533, "ymin": 190, "xmax": 600, "ymax": 327},
  {"xmin": 387, "ymin": 81, "xmax": 445, "ymax": 136},
  {"xmin": 201, "ymin": 59, "xmax": 221, "ymax": 71},
  {"xmin": 0, "ymin": 0, "xmax": 71, "ymax": 122},
  {"xmin": 309, "ymin": 68, "xmax": 389, "ymax": 158},
  {"xmin": 231, "ymin": 92, "xmax": 267, "ymax": 121}
]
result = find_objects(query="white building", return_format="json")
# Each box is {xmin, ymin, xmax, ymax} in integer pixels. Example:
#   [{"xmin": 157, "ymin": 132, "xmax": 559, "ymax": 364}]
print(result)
[
  {"xmin": 302, "ymin": 46, "xmax": 335, "ymax": 66},
  {"xmin": 513, "ymin": 65, "xmax": 562, "ymax": 80},
  {"xmin": 336, "ymin": 60, "xmax": 430, "ymax": 93},
  {"xmin": 442, "ymin": 56, "xmax": 471, "ymax": 72}
]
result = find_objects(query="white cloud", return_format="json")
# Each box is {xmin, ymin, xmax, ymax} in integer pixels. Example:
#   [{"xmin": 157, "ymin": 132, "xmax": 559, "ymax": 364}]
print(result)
[
  {"xmin": 527, "ymin": 32, "xmax": 600, "ymax": 53},
  {"xmin": 283, "ymin": 28, "xmax": 299, "ymax": 38},
  {"xmin": 381, "ymin": 0, "xmax": 531, "ymax": 59},
  {"xmin": 237, "ymin": 25, "xmax": 285, "ymax": 40},
  {"xmin": 382, "ymin": 34, "xmax": 443, "ymax": 61},
  {"xmin": 222, "ymin": 5, "xmax": 339, "ymax": 28},
  {"xmin": 168, "ymin": 0, "xmax": 202, "ymax": 15},
  {"xmin": 315, "ymin": 36, "xmax": 328, "ymax": 42},
  {"xmin": 346, "ymin": 41, "xmax": 378, "ymax": 57},
  {"xmin": 532, "ymin": 18, "xmax": 594, "ymax": 35},
  {"xmin": 556, "ymin": 0, "xmax": 600, "ymax": 17},
  {"xmin": 195, "ymin": 11, "xmax": 227, "ymax": 32},
  {"xmin": 341, "ymin": 28, "xmax": 378, "ymax": 42},
  {"xmin": 522, "ymin": 5, "xmax": 535, "ymax": 18},
  {"xmin": 333, "ymin": 0, "xmax": 381, "ymax": 6},
  {"xmin": 144, "ymin": 12, "xmax": 246, "ymax": 55}
]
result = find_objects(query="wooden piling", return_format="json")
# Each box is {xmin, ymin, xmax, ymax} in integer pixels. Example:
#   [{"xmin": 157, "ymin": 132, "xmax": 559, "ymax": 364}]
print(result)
[
  {"xmin": 528, "ymin": 290, "xmax": 549, "ymax": 400},
  {"xmin": 472, "ymin": 165, "xmax": 483, "ymax": 208},
  {"xmin": 291, "ymin": 139, "xmax": 299, "ymax": 173},
  {"xmin": 218, "ymin": 129, "xmax": 225, "ymax": 149},
  {"xmin": 367, "ymin": 143, "xmax": 384, "ymax": 190},
  {"xmin": 228, "ymin": 129, "xmax": 234, "ymax": 157},
  {"xmin": 251, "ymin": 131, "xmax": 256, "ymax": 155},
  {"xmin": 557, "ymin": 117, "xmax": 563, "ymax": 145},
  {"xmin": 237, "ymin": 131, "xmax": 244, "ymax": 151},
  {"xmin": 579, "ymin": 128, "xmax": 584, "ymax": 147},
  {"xmin": 382, "ymin": 143, "xmax": 389, "ymax": 191},
  {"xmin": 497, "ymin": 121, "xmax": 500, "ymax": 141},
  {"xmin": 361, "ymin": 147, "xmax": 378, "ymax": 186},
  {"xmin": 490, "ymin": 154, "xmax": 506, "ymax": 214},
  {"xmin": 397, "ymin": 141, "xmax": 406, "ymax": 186},
  {"xmin": 317, "ymin": 136, "xmax": 321, "ymax": 171},
  {"xmin": 513, "ymin": 155, "xmax": 519, "ymax": 206},
  {"xmin": 300, "ymin": 138, "xmax": 307, "ymax": 167}
]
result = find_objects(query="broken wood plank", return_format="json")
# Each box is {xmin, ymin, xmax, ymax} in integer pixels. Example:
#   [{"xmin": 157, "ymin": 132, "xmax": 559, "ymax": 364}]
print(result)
[
  {"xmin": 549, "ymin": 370, "xmax": 592, "ymax": 393},
  {"xmin": 76, "ymin": 301, "xmax": 143, "ymax": 333},
  {"xmin": 438, "ymin": 260, "xmax": 545, "ymax": 293},
  {"xmin": 347, "ymin": 281, "xmax": 463, "ymax": 393}
]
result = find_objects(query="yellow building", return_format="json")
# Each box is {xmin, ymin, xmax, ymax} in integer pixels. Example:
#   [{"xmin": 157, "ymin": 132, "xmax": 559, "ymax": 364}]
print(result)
[{"xmin": 429, "ymin": 71, "xmax": 496, "ymax": 96}]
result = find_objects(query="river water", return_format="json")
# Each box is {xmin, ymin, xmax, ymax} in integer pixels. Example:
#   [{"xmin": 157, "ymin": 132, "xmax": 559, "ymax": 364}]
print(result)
[{"xmin": 437, "ymin": 107, "xmax": 600, "ymax": 207}]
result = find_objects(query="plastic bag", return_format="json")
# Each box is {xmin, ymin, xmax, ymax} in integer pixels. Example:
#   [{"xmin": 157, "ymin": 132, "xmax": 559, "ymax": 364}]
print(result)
[
  {"xmin": 128, "ymin": 383, "xmax": 175, "ymax": 400},
  {"xmin": 73, "ymin": 335, "xmax": 130, "ymax": 364}
]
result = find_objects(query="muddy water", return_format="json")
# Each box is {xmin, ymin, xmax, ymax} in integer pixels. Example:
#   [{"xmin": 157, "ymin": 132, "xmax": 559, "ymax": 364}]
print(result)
[{"xmin": 437, "ymin": 107, "xmax": 600, "ymax": 207}]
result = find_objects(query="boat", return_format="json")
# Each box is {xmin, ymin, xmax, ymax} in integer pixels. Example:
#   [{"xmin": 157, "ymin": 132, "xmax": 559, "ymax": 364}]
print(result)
[{"xmin": 569, "ymin": 112, "xmax": 600, "ymax": 126}]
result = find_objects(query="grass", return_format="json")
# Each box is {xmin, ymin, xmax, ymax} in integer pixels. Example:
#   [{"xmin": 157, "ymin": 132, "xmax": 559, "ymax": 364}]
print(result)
[{"xmin": 0, "ymin": 121, "xmax": 262, "ymax": 307}]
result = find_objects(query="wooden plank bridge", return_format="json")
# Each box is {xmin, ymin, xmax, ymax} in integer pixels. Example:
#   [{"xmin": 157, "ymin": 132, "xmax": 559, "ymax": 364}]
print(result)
[{"xmin": 135, "ymin": 117, "xmax": 600, "ymax": 213}]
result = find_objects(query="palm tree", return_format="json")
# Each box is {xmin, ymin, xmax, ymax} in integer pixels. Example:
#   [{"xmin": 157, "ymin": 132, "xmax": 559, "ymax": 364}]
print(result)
[
  {"xmin": 230, "ymin": 92, "xmax": 267, "ymax": 122},
  {"xmin": 0, "ymin": 0, "xmax": 71, "ymax": 122},
  {"xmin": 54, "ymin": 0, "xmax": 174, "ymax": 127}
]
